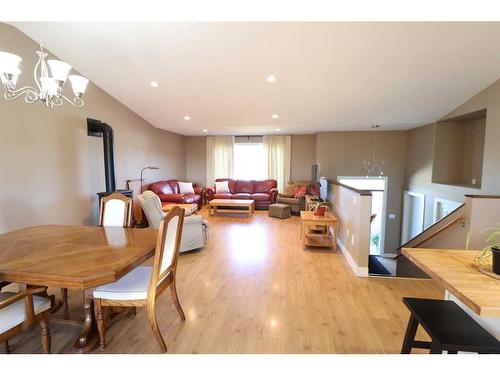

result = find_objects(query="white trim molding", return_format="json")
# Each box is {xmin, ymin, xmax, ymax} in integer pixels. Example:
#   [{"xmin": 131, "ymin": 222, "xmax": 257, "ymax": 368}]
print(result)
[{"xmin": 337, "ymin": 239, "xmax": 369, "ymax": 277}]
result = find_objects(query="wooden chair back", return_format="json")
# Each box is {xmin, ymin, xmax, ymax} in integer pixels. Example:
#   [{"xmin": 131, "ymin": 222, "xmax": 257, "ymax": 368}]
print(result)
[
  {"xmin": 148, "ymin": 206, "xmax": 184, "ymax": 299},
  {"xmin": 99, "ymin": 193, "xmax": 132, "ymax": 227}
]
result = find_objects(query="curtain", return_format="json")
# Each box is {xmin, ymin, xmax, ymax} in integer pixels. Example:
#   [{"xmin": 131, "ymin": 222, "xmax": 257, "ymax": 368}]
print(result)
[
  {"xmin": 263, "ymin": 135, "xmax": 291, "ymax": 192},
  {"xmin": 206, "ymin": 136, "xmax": 235, "ymax": 186}
]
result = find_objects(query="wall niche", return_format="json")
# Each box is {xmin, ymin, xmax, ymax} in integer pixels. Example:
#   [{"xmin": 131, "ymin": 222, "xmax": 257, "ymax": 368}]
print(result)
[{"xmin": 432, "ymin": 109, "xmax": 486, "ymax": 188}]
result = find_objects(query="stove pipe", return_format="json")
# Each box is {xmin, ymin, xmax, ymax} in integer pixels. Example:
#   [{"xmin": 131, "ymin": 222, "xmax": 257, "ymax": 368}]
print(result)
[{"xmin": 87, "ymin": 118, "xmax": 116, "ymax": 192}]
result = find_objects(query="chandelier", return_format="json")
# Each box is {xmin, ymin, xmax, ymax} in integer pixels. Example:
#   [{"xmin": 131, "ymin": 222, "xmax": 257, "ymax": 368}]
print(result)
[
  {"xmin": 363, "ymin": 125, "xmax": 385, "ymax": 177},
  {"xmin": 0, "ymin": 44, "xmax": 89, "ymax": 108}
]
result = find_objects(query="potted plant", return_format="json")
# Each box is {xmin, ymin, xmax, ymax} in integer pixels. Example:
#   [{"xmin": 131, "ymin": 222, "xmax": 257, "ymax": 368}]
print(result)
[
  {"xmin": 467, "ymin": 226, "xmax": 500, "ymax": 275},
  {"xmin": 311, "ymin": 199, "xmax": 329, "ymax": 217}
]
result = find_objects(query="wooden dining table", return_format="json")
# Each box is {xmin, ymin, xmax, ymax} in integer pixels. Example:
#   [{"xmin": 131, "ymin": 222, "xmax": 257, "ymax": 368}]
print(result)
[
  {"xmin": 402, "ymin": 248, "xmax": 500, "ymax": 317},
  {"xmin": 0, "ymin": 225, "xmax": 158, "ymax": 353}
]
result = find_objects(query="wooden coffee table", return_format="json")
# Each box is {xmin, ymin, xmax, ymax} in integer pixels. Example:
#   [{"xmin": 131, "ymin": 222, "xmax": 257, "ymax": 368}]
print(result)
[
  {"xmin": 300, "ymin": 211, "xmax": 338, "ymax": 251},
  {"xmin": 208, "ymin": 199, "xmax": 254, "ymax": 217},
  {"xmin": 162, "ymin": 203, "xmax": 198, "ymax": 216}
]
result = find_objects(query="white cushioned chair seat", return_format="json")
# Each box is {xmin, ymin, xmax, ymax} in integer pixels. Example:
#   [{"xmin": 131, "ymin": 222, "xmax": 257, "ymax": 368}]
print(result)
[
  {"xmin": 92, "ymin": 266, "xmax": 153, "ymax": 300},
  {"xmin": 0, "ymin": 292, "xmax": 51, "ymax": 334}
]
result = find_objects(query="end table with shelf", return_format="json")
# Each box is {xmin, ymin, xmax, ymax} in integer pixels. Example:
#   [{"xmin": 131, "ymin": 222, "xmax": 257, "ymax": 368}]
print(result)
[{"xmin": 300, "ymin": 211, "xmax": 338, "ymax": 251}]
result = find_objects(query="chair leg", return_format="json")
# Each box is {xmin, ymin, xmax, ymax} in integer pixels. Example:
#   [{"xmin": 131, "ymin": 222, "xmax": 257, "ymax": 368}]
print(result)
[
  {"xmin": 170, "ymin": 277, "xmax": 185, "ymax": 321},
  {"xmin": 61, "ymin": 288, "xmax": 69, "ymax": 318},
  {"xmin": 401, "ymin": 314, "xmax": 419, "ymax": 354},
  {"xmin": 147, "ymin": 304, "xmax": 167, "ymax": 353},
  {"xmin": 39, "ymin": 313, "xmax": 51, "ymax": 354},
  {"xmin": 430, "ymin": 341, "xmax": 443, "ymax": 354},
  {"xmin": 94, "ymin": 299, "xmax": 106, "ymax": 350}
]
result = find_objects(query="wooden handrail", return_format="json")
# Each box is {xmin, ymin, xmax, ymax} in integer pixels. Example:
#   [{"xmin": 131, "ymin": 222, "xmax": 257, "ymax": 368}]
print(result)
[
  {"xmin": 411, "ymin": 216, "xmax": 465, "ymax": 248},
  {"xmin": 398, "ymin": 203, "xmax": 465, "ymax": 250},
  {"xmin": 321, "ymin": 177, "xmax": 372, "ymax": 196},
  {"xmin": 465, "ymin": 195, "xmax": 500, "ymax": 199}
]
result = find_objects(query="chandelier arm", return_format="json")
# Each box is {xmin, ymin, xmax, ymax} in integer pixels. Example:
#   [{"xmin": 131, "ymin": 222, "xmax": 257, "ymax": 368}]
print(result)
[
  {"xmin": 4, "ymin": 86, "xmax": 39, "ymax": 103},
  {"xmin": 61, "ymin": 94, "xmax": 84, "ymax": 108},
  {"xmin": 33, "ymin": 55, "xmax": 42, "ymax": 93}
]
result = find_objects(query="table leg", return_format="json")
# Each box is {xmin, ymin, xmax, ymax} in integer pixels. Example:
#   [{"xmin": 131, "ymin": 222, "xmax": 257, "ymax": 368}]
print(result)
[
  {"xmin": 333, "ymin": 222, "xmax": 338, "ymax": 251},
  {"xmin": 302, "ymin": 223, "xmax": 307, "ymax": 249},
  {"xmin": 73, "ymin": 295, "xmax": 98, "ymax": 353}
]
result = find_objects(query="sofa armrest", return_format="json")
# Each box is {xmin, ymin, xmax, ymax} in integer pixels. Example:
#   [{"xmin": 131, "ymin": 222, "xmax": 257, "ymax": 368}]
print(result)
[
  {"xmin": 158, "ymin": 193, "xmax": 184, "ymax": 203},
  {"xmin": 206, "ymin": 187, "xmax": 215, "ymax": 200},
  {"xmin": 270, "ymin": 188, "xmax": 279, "ymax": 203},
  {"xmin": 184, "ymin": 214, "xmax": 203, "ymax": 224}
]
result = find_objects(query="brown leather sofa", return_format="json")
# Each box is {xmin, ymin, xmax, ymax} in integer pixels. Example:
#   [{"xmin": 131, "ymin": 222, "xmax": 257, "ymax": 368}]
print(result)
[
  {"xmin": 148, "ymin": 179, "xmax": 203, "ymax": 209},
  {"xmin": 206, "ymin": 178, "xmax": 278, "ymax": 209}
]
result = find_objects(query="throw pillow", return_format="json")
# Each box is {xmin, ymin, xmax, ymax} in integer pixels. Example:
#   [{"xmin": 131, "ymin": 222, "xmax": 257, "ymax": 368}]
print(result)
[
  {"xmin": 284, "ymin": 183, "xmax": 296, "ymax": 198},
  {"xmin": 215, "ymin": 180, "xmax": 230, "ymax": 193},
  {"xmin": 294, "ymin": 185, "xmax": 307, "ymax": 199},
  {"xmin": 178, "ymin": 182, "xmax": 195, "ymax": 194}
]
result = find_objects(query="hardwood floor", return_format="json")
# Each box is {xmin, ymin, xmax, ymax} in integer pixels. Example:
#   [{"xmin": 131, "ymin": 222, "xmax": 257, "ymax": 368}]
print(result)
[{"xmin": 6, "ymin": 209, "xmax": 443, "ymax": 353}]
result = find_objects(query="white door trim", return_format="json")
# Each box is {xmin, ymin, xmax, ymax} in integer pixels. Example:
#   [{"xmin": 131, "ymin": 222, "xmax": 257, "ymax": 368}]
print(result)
[
  {"xmin": 433, "ymin": 197, "xmax": 461, "ymax": 223},
  {"xmin": 401, "ymin": 190, "xmax": 426, "ymax": 245}
]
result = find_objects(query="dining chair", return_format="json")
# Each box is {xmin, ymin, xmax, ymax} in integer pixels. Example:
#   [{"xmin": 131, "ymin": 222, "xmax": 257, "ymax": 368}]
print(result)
[
  {"xmin": 99, "ymin": 192, "xmax": 133, "ymax": 227},
  {"xmin": 60, "ymin": 192, "xmax": 133, "ymax": 317},
  {"xmin": 0, "ymin": 286, "xmax": 51, "ymax": 354},
  {"xmin": 90, "ymin": 206, "xmax": 186, "ymax": 353}
]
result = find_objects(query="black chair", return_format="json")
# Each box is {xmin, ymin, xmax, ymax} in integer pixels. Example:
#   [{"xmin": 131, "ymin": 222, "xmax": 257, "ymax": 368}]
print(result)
[{"xmin": 401, "ymin": 297, "xmax": 500, "ymax": 354}]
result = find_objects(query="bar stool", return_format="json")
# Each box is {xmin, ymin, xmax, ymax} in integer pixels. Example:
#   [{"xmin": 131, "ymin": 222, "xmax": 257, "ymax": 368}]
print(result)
[{"xmin": 401, "ymin": 297, "xmax": 500, "ymax": 354}]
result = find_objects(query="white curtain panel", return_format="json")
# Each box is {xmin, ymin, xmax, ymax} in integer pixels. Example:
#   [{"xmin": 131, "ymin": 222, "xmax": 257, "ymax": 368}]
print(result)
[
  {"xmin": 263, "ymin": 135, "xmax": 291, "ymax": 192},
  {"xmin": 206, "ymin": 136, "xmax": 235, "ymax": 186}
]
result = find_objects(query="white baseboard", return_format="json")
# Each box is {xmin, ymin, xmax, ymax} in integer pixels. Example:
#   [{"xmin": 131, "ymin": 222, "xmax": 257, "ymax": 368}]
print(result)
[{"xmin": 337, "ymin": 239, "xmax": 369, "ymax": 277}]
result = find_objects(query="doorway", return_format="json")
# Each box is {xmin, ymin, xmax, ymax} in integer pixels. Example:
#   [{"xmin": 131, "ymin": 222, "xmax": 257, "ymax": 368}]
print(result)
[
  {"xmin": 401, "ymin": 191, "xmax": 426, "ymax": 244},
  {"xmin": 338, "ymin": 176, "xmax": 388, "ymax": 256}
]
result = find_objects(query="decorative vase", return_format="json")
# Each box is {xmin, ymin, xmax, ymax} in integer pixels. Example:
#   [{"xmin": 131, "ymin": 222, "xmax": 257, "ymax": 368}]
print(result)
[
  {"xmin": 492, "ymin": 246, "xmax": 500, "ymax": 275},
  {"xmin": 315, "ymin": 206, "xmax": 326, "ymax": 217}
]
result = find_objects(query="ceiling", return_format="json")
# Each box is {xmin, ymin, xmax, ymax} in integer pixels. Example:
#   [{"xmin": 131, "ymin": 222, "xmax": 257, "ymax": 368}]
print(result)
[{"xmin": 11, "ymin": 22, "xmax": 500, "ymax": 135}]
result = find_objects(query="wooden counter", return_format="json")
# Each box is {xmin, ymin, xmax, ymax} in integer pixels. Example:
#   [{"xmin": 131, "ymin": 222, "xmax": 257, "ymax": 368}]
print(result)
[{"xmin": 402, "ymin": 248, "xmax": 500, "ymax": 317}]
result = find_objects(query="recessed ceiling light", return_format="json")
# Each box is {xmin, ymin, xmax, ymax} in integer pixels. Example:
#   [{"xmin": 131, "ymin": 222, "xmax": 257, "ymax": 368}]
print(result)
[
  {"xmin": 150, "ymin": 81, "xmax": 159, "ymax": 88},
  {"xmin": 184, "ymin": 116, "xmax": 191, "ymax": 121},
  {"xmin": 202, "ymin": 129, "xmax": 208, "ymax": 132},
  {"xmin": 267, "ymin": 75, "xmax": 276, "ymax": 83},
  {"xmin": 275, "ymin": 128, "xmax": 281, "ymax": 132},
  {"xmin": 272, "ymin": 114, "xmax": 279, "ymax": 119}
]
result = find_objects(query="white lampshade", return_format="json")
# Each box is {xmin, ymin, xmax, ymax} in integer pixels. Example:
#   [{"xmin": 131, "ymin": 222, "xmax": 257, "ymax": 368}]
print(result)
[
  {"xmin": 0, "ymin": 51, "xmax": 22, "ymax": 74},
  {"xmin": 40, "ymin": 77, "xmax": 58, "ymax": 97},
  {"xmin": 47, "ymin": 59, "xmax": 72, "ymax": 83},
  {"xmin": 1, "ymin": 68, "xmax": 20, "ymax": 85},
  {"xmin": 68, "ymin": 75, "xmax": 89, "ymax": 96}
]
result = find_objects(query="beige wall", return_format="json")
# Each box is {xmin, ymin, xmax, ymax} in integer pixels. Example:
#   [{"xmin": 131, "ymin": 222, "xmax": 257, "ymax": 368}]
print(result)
[
  {"xmin": 290, "ymin": 134, "xmax": 316, "ymax": 182},
  {"xmin": 185, "ymin": 136, "xmax": 206, "ymax": 186},
  {"xmin": 317, "ymin": 131, "xmax": 408, "ymax": 254},
  {"xmin": 405, "ymin": 79, "xmax": 500, "ymax": 229},
  {"xmin": 327, "ymin": 180, "xmax": 371, "ymax": 275},
  {"xmin": 0, "ymin": 23, "xmax": 185, "ymax": 233}
]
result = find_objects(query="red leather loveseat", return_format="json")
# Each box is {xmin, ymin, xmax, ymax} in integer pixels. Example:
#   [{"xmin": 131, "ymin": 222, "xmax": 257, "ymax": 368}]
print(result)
[
  {"xmin": 148, "ymin": 179, "xmax": 203, "ymax": 209},
  {"xmin": 206, "ymin": 178, "xmax": 278, "ymax": 210}
]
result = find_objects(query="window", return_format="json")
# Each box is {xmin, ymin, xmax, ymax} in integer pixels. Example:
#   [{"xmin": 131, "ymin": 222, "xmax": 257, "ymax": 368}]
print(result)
[{"xmin": 233, "ymin": 143, "xmax": 266, "ymax": 180}]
